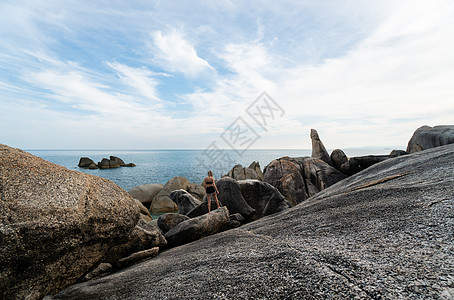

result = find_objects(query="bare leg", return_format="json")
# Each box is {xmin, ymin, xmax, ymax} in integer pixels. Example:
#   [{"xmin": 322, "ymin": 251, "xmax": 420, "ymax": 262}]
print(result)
[
  {"xmin": 207, "ymin": 194, "xmax": 211, "ymax": 213},
  {"xmin": 214, "ymin": 193, "xmax": 220, "ymax": 209}
]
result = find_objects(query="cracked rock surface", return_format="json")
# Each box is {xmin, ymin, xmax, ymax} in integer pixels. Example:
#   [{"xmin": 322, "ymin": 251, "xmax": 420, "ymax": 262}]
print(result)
[{"xmin": 47, "ymin": 144, "xmax": 454, "ymax": 299}]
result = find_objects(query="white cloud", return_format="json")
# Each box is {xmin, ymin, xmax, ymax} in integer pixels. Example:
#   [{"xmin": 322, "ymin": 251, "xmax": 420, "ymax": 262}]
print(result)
[
  {"xmin": 150, "ymin": 29, "xmax": 215, "ymax": 78},
  {"xmin": 107, "ymin": 62, "xmax": 167, "ymax": 102}
]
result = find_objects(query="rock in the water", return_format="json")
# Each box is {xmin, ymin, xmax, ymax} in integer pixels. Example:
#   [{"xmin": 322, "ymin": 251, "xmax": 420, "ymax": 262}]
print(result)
[
  {"xmin": 226, "ymin": 164, "xmax": 261, "ymax": 180},
  {"xmin": 124, "ymin": 163, "xmax": 136, "ymax": 167},
  {"xmin": 105, "ymin": 219, "xmax": 166, "ymax": 267},
  {"xmin": 406, "ymin": 125, "xmax": 454, "ymax": 152},
  {"xmin": 151, "ymin": 177, "xmax": 189, "ymax": 213},
  {"xmin": 98, "ymin": 158, "xmax": 111, "ymax": 169},
  {"xmin": 330, "ymin": 149, "xmax": 348, "ymax": 171},
  {"xmin": 164, "ymin": 207, "xmax": 230, "ymax": 248},
  {"xmin": 238, "ymin": 179, "xmax": 291, "ymax": 221},
  {"xmin": 88, "ymin": 163, "xmax": 98, "ymax": 169},
  {"xmin": 157, "ymin": 213, "xmax": 190, "ymax": 233},
  {"xmin": 169, "ymin": 189, "xmax": 202, "ymax": 215},
  {"xmin": 0, "ymin": 144, "xmax": 139, "ymax": 300},
  {"xmin": 310, "ymin": 129, "xmax": 332, "ymax": 166},
  {"xmin": 128, "ymin": 183, "xmax": 164, "ymax": 208},
  {"xmin": 78, "ymin": 157, "xmax": 96, "ymax": 168},
  {"xmin": 110, "ymin": 156, "xmax": 125, "ymax": 167},
  {"xmin": 49, "ymin": 144, "xmax": 454, "ymax": 299}
]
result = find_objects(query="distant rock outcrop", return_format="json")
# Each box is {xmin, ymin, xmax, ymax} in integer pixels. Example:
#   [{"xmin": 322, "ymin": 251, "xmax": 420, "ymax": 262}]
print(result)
[
  {"xmin": 406, "ymin": 125, "xmax": 454, "ymax": 152},
  {"xmin": 0, "ymin": 144, "xmax": 139, "ymax": 300},
  {"xmin": 78, "ymin": 156, "xmax": 135, "ymax": 170}
]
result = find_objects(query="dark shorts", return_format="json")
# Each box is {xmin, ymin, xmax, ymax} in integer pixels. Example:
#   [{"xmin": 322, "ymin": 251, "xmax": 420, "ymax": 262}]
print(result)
[{"xmin": 206, "ymin": 186, "xmax": 216, "ymax": 194}]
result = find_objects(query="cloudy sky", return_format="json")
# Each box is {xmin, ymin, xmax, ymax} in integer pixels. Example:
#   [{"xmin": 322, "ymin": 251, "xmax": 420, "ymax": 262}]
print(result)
[{"xmin": 1, "ymin": 0, "xmax": 453, "ymax": 150}]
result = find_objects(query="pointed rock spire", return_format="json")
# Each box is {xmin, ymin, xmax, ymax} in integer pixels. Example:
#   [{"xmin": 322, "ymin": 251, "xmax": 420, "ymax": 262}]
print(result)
[{"xmin": 310, "ymin": 129, "xmax": 332, "ymax": 166}]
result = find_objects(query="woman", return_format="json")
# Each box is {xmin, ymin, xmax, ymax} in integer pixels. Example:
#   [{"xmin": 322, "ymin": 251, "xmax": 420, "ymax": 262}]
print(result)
[{"xmin": 203, "ymin": 170, "xmax": 220, "ymax": 213}]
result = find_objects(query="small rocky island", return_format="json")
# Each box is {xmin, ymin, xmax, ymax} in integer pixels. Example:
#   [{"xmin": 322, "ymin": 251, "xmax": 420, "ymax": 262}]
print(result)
[
  {"xmin": 78, "ymin": 156, "xmax": 136, "ymax": 169},
  {"xmin": 1, "ymin": 125, "xmax": 453, "ymax": 300}
]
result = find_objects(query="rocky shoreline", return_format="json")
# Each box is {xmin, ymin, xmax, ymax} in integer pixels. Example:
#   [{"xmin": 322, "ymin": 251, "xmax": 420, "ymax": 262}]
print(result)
[{"xmin": 1, "ymin": 125, "xmax": 453, "ymax": 299}]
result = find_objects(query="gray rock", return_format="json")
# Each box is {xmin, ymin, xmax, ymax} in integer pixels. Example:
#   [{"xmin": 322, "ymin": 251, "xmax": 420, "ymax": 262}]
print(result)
[
  {"xmin": 78, "ymin": 157, "xmax": 96, "ymax": 168},
  {"xmin": 310, "ymin": 129, "xmax": 332, "ymax": 166},
  {"xmin": 187, "ymin": 183, "xmax": 206, "ymax": 200},
  {"xmin": 128, "ymin": 183, "xmax": 164, "ymax": 208},
  {"xmin": 186, "ymin": 195, "xmax": 223, "ymax": 218},
  {"xmin": 151, "ymin": 177, "xmax": 189, "ymax": 213},
  {"xmin": 157, "ymin": 213, "xmax": 190, "ymax": 233},
  {"xmin": 48, "ymin": 144, "xmax": 454, "ymax": 300},
  {"xmin": 407, "ymin": 125, "xmax": 454, "ymax": 152},
  {"xmin": 248, "ymin": 161, "xmax": 264, "ymax": 180},
  {"xmin": 301, "ymin": 157, "xmax": 346, "ymax": 190},
  {"xmin": 169, "ymin": 189, "xmax": 202, "ymax": 215},
  {"xmin": 109, "ymin": 156, "xmax": 125, "ymax": 167},
  {"xmin": 389, "ymin": 149, "xmax": 408, "ymax": 157},
  {"xmin": 0, "ymin": 144, "xmax": 139, "ymax": 300},
  {"xmin": 330, "ymin": 149, "xmax": 348, "ymax": 171},
  {"xmin": 164, "ymin": 207, "xmax": 230, "ymax": 248},
  {"xmin": 98, "ymin": 158, "xmax": 111, "ymax": 169},
  {"xmin": 238, "ymin": 179, "xmax": 291, "ymax": 221},
  {"xmin": 215, "ymin": 177, "xmax": 255, "ymax": 219},
  {"xmin": 340, "ymin": 155, "xmax": 390, "ymax": 176},
  {"xmin": 226, "ymin": 164, "xmax": 261, "ymax": 180},
  {"xmin": 105, "ymin": 219, "xmax": 166, "ymax": 267}
]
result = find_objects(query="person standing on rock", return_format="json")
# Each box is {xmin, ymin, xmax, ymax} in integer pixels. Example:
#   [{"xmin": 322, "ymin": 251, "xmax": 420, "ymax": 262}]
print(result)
[{"xmin": 203, "ymin": 170, "xmax": 220, "ymax": 213}]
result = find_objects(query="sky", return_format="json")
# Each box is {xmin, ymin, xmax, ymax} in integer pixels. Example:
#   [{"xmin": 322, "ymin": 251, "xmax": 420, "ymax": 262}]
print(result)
[{"xmin": 0, "ymin": 0, "xmax": 453, "ymax": 150}]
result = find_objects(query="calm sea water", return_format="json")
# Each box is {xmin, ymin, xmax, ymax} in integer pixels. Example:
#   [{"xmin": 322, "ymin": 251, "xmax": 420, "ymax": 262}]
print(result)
[{"xmin": 28, "ymin": 148, "xmax": 392, "ymax": 192}]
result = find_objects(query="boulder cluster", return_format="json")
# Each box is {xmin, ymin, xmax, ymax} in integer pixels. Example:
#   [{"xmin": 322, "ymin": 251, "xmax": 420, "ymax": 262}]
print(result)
[
  {"xmin": 78, "ymin": 156, "xmax": 136, "ymax": 169},
  {"xmin": 2, "ymin": 125, "xmax": 454, "ymax": 299}
]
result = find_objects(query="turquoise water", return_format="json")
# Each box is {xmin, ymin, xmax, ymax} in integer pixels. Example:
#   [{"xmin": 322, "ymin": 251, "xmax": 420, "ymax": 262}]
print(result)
[{"xmin": 28, "ymin": 148, "xmax": 392, "ymax": 192}]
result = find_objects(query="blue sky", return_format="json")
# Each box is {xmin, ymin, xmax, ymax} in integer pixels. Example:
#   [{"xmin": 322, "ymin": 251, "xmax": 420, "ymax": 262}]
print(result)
[{"xmin": 1, "ymin": 0, "xmax": 453, "ymax": 150}]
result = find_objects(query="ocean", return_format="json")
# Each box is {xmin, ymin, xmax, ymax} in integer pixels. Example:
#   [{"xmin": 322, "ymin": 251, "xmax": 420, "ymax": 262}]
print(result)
[{"xmin": 28, "ymin": 148, "xmax": 393, "ymax": 192}]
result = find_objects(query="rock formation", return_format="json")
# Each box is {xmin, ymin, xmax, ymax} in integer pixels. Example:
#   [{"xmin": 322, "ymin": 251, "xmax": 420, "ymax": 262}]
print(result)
[
  {"xmin": 128, "ymin": 183, "xmax": 164, "ymax": 208},
  {"xmin": 263, "ymin": 156, "xmax": 345, "ymax": 206},
  {"xmin": 406, "ymin": 125, "xmax": 454, "ymax": 152},
  {"xmin": 0, "ymin": 144, "xmax": 139, "ymax": 300},
  {"xmin": 164, "ymin": 207, "xmax": 230, "ymax": 248},
  {"xmin": 310, "ymin": 129, "xmax": 332, "ymax": 166},
  {"xmin": 225, "ymin": 164, "xmax": 261, "ymax": 180},
  {"xmin": 150, "ymin": 176, "xmax": 189, "ymax": 213},
  {"xmin": 47, "ymin": 143, "xmax": 454, "ymax": 299},
  {"xmin": 78, "ymin": 156, "xmax": 135, "ymax": 169},
  {"xmin": 169, "ymin": 189, "xmax": 202, "ymax": 215},
  {"xmin": 157, "ymin": 213, "xmax": 190, "ymax": 233},
  {"xmin": 237, "ymin": 179, "xmax": 291, "ymax": 221}
]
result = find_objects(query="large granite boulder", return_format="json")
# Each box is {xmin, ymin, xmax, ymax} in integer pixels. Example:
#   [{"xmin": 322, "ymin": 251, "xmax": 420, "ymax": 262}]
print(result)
[
  {"xmin": 128, "ymin": 183, "xmax": 164, "ymax": 208},
  {"xmin": 214, "ymin": 177, "xmax": 255, "ymax": 219},
  {"xmin": 226, "ymin": 164, "xmax": 261, "ymax": 180},
  {"xmin": 157, "ymin": 213, "xmax": 190, "ymax": 233},
  {"xmin": 0, "ymin": 144, "xmax": 139, "ymax": 300},
  {"xmin": 330, "ymin": 149, "xmax": 348, "ymax": 171},
  {"xmin": 340, "ymin": 155, "xmax": 390, "ymax": 176},
  {"xmin": 164, "ymin": 207, "xmax": 230, "ymax": 248},
  {"xmin": 300, "ymin": 157, "xmax": 346, "ymax": 190},
  {"xmin": 238, "ymin": 179, "xmax": 291, "ymax": 221},
  {"xmin": 186, "ymin": 195, "xmax": 224, "ymax": 218},
  {"xmin": 406, "ymin": 125, "xmax": 454, "ymax": 152},
  {"xmin": 135, "ymin": 199, "xmax": 153, "ymax": 222},
  {"xmin": 263, "ymin": 157, "xmax": 308, "ymax": 206},
  {"xmin": 98, "ymin": 158, "xmax": 111, "ymax": 169},
  {"xmin": 169, "ymin": 189, "xmax": 202, "ymax": 215},
  {"xmin": 48, "ymin": 144, "xmax": 454, "ymax": 299},
  {"xmin": 105, "ymin": 220, "xmax": 167, "ymax": 267},
  {"xmin": 248, "ymin": 161, "xmax": 264, "ymax": 180},
  {"xmin": 310, "ymin": 129, "xmax": 332, "ymax": 166},
  {"xmin": 109, "ymin": 156, "xmax": 125, "ymax": 167},
  {"xmin": 187, "ymin": 183, "xmax": 206, "ymax": 200},
  {"xmin": 150, "ymin": 177, "xmax": 189, "ymax": 213}
]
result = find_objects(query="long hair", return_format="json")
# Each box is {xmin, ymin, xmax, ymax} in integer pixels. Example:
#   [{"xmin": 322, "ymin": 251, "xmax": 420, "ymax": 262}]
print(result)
[{"xmin": 208, "ymin": 170, "xmax": 213, "ymax": 177}]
